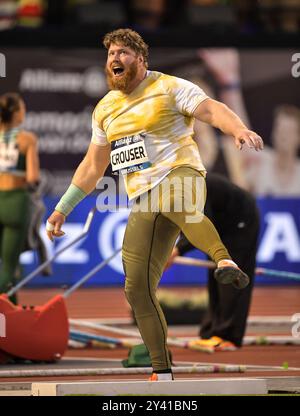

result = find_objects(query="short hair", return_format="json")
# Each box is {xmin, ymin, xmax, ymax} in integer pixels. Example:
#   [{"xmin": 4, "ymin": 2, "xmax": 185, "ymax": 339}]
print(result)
[{"xmin": 103, "ymin": 28, "xmax": 149, "ymax": 68}]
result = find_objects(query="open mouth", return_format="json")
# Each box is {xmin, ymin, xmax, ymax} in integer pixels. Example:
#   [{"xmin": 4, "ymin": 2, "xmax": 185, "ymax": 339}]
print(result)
[{"xmin": 112, "ymin": 67, "xmax": 125, "ymax": 76}]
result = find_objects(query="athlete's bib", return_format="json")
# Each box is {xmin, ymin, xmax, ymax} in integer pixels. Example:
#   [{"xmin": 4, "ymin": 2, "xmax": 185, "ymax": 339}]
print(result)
[
  {"xmin": 0, "ymin": 141, "xmax": 19, "ymax": 171},
  {"xmin": 110, "ymin": 133, "xmax": 151, "ymax": 175}
]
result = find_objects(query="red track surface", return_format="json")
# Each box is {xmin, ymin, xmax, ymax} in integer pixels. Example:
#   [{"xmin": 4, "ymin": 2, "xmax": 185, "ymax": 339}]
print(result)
[
  {"xmin": 1, "ymin": 286, "xmax": 299, "ymax": 384},
  {"xmin": 18, "ymin": 285, "xmax": 300, "ymax": 318}
]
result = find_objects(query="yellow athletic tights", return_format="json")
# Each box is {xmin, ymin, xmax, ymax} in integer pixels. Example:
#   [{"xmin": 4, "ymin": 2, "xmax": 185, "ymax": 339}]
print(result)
[{"xmin": 122, "ymin": 167, "xmax": 230, "ymax": 371}]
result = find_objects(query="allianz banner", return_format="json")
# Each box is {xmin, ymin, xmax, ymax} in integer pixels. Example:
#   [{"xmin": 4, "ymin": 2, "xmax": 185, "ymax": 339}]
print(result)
[
  {"xmin": 20, "ymin": 196, "xmax": 300, "ymax": 287},
  {"xmin": 1, "ymin": 47, "xmax": 300, "ymax": 196}
]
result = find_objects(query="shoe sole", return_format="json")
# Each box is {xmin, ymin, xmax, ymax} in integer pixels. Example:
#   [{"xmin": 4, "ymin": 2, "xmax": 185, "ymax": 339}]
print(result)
[
  {"xmin": 214, "ymin": 267, "xmax": 249, "ymax": 289},
  {"xmin": 215, "ymin": 346, "xmax": 238, "ymax": 352}
]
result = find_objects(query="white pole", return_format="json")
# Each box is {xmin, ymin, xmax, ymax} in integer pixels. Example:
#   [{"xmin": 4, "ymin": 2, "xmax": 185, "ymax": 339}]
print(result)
[{"xmin": 0, "ymin": 365, "xmax": 246, "ymax": 378}]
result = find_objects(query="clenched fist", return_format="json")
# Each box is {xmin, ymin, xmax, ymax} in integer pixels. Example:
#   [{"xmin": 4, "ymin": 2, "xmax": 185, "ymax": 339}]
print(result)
[{"xmin": 46, "ymin": 210, "xmax": 66, "ymax": 241}]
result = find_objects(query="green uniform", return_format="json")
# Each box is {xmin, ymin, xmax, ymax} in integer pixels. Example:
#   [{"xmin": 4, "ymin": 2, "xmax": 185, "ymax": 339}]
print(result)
[{"xmin": 0, "ymin": 128, "xmax": 30, "ymax": 304}]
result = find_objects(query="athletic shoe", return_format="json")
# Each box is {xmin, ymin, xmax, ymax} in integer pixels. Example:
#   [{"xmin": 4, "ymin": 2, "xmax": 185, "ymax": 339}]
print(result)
[
  {"xmin": 148, "ymin": 372, "xmax": 173, "ymax": 381},
  {"xmin": 214, "ymin": 260, "xmax": 249, "ymax": 289},
  {"xmin": 188, "ymin": 338, "xmax": 215, "ymax": 353},
  {"xmin": 189, "ymin": 336, "xmax": 237, "ymax": 353}
]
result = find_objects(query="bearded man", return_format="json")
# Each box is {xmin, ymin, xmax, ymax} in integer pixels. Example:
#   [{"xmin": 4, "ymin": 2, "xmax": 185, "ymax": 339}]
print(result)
[{"xmin": 46, "ymin": 28, "xmax": 263, "ymax": 381}]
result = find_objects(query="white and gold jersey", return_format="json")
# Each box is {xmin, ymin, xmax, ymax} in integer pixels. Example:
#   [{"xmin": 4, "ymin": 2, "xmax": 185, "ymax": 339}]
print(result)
[{"xmin": 92, "ymin": 70, "xmax": 208, "ymax": 200}]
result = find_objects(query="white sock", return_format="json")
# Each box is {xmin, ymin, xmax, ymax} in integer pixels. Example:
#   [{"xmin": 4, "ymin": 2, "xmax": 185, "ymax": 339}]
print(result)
[
  {"xmin": 155, "ymin": 373, "xmax": 173, "ymax": 381},
  {"xmin": 217, "ymin": 259, "xmax": 238, "ymax": 268}
]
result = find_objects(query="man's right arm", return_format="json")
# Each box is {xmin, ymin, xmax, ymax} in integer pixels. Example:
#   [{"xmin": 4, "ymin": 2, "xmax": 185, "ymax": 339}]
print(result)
[
  {"xmin": 46, "ymin": 142, "xmax": 110, "ymax": 241},
  {"xmin": 72, "ymin": 142, "xmax": 111, "ymax": 194}
]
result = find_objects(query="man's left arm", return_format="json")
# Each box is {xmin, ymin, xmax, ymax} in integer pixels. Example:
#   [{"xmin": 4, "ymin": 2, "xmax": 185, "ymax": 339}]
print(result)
[{"xmin": 193, "ymin": 98, "xmax": 264, "ymax": 151}]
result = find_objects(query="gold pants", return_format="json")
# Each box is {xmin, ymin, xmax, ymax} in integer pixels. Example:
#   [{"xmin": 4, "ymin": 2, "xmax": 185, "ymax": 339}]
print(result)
[{"xmin": 122, "ymin": 167, "xmax": 230, "ymax": 371}]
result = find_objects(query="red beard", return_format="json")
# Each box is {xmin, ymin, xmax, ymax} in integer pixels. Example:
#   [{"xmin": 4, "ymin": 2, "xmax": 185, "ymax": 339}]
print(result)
[{"xmin": 105, "ymin": 60, "xmax": 138, "ymax": 93}]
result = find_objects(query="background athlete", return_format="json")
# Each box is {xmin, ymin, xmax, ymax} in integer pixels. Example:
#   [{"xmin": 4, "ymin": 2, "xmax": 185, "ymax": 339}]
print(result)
[
  {"xmin": 0, "ymin": 92, "xmax": 40, "ymax": 304},
  {"xmin": 166, "ymin": 173, "xmax": 260, "ymax": 352}
]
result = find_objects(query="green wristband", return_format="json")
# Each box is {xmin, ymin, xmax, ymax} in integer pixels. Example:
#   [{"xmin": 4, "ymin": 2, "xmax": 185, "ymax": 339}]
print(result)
[{"xmin": 55, "ymin": 183, "xmax": 87, "ymax": 216}]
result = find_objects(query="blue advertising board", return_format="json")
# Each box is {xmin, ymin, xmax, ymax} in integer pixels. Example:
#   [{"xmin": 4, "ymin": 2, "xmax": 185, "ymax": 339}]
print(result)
[{"xmin": 20, "ymin": 196, "xmax": 300, "ymax": 288}]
